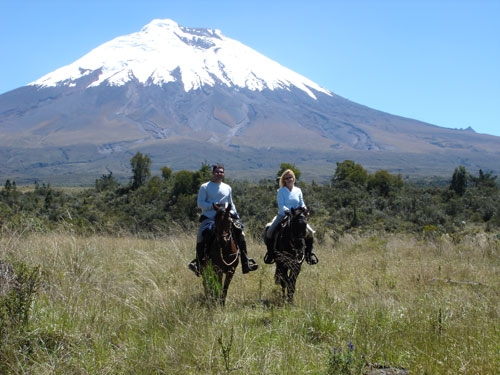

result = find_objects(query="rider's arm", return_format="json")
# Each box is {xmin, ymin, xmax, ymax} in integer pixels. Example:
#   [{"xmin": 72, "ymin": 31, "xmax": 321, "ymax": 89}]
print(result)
[
  {"xmin": 227, "ymin": 187, "xmax": 239, "ymax": 218},
  {"xmin": 298, "ymin": 188, "xmax": 306, "ymax": 209},
  {"xmin": 197, "ymin": 184, "xmax": 214, "ymax": 212},
  {"xmin": 277, "ymin": 188, "xmax": 290, "ymax": 216}
]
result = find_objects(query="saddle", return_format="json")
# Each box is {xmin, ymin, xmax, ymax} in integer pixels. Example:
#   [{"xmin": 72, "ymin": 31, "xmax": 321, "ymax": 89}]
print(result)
[
  {"xmin": 263, "ymin": 216, "xmax": 289, "ymax": 264},
  {"xmin": 263, "ymin": 213, "xmax": 318, "ymax": 265}
]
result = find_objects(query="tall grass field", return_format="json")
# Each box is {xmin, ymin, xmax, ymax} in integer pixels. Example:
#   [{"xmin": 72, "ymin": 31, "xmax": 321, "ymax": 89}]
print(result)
[{"xmin": 1, "ymin": 229, "xmax": 500, "ymax": 374}]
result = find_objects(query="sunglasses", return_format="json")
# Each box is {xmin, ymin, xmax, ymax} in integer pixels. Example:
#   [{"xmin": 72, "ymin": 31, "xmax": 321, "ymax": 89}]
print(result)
[{"xmin": 284, "ymin": 176, "xmax": 294, "ymax": 180}]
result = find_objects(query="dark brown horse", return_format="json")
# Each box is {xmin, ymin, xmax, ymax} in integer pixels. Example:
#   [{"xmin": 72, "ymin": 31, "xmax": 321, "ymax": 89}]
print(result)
[
  {"xmin": 273, "ymin": 206, "xmax": 309, "ymax": 303},
  {"xmin": 200, "ymin": 203, "xmax": 240, "ymax": 305}
]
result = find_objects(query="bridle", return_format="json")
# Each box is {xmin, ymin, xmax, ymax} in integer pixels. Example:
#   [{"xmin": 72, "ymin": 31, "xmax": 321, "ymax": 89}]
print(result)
[
  {"xmin": 280, "ymin": 208, "xmax": 308, "ymax": 263},
  {"xmin": 215, "ymin": 210, "xmax": 239, "ymax": 267}
]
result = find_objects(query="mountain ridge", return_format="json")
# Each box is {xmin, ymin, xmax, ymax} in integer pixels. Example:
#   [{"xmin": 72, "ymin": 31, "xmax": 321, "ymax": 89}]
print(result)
[{"xmin": 1, "ymin": 19, "xmax": 500, "ymax": 185}]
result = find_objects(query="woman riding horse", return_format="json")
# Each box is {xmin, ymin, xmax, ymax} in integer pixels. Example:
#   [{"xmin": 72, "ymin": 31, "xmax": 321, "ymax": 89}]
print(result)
[
  {"xmin": 264, "ymin": 169, "xmax": 317, "ymax": 265},
  {"xmin": 270, "ymin": 206, "xmax": 310, "ymax": 302},
  {"xmin": 264, "ymin": 169, "xmax": 318, "ymax": 303}
]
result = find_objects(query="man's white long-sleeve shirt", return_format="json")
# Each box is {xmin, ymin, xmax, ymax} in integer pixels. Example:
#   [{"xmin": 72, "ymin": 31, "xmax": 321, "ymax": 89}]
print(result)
[{"xmin": 197, "ymin": 181, "xmax": 237, "ymax": 219}]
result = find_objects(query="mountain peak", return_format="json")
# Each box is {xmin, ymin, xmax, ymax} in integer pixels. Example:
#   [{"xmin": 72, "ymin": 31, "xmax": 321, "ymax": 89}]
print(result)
[
  {"xmin": 29, "ymin": 18, "xmax": 330, "ymax": 99},
  {"xmin": 142, "ymin": 18, "xmax": 222, "ymax": 39},
  {"xmin": 142, "ymin": 18, "xmax": 180, "ymax": 31}
]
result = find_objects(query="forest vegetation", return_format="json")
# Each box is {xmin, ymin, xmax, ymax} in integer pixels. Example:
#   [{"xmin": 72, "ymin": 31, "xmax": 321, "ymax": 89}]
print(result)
[{"xmin": 1, "ymin": 153, "xmax": 500, "ymax": 374}]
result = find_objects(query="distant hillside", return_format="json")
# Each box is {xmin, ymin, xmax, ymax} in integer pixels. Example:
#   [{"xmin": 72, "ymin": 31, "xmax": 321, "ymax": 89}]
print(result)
[{"xmin": 1, "ymin": 19, "xmax": 499, "ymax": 184}]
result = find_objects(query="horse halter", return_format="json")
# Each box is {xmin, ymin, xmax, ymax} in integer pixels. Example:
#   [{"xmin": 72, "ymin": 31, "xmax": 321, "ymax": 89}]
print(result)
[
  {"xmin": 289, "ymin": 207, "xmax": 308, "ymax": 237},
  {"xmin": 277, "ymin": 207, "xmax": 308, "ymax": 264},
  {"xmin": 217, "ymin": 215, "xmax": 233, "ymax": 243},
  {"xmin": 214, "ymin": 204, "xmax": 239, "ymax": 266}
]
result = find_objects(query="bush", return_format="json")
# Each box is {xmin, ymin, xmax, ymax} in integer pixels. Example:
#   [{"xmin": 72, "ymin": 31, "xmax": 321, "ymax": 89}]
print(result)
[{"xmin": 0, "ymin": 261, "xmax": 41, "ymax": 372}]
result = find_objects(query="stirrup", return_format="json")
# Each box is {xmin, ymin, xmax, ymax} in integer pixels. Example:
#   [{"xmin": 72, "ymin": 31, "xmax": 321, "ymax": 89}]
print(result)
[
  {"xmin": 264, "ymin": 251, "xmax": 275, "ymax": 264},
  {"xmin": 306, "ymin": 252, "xmax": 319, "ymax": 265},
  {"xmin": 246, "ymin": 258, "xmax": 259, "ymax": 271},
  {"xmin": 242, "ymin": 258, "xmax": 259, "ymax": 274},
  {"xmin": 264, "ymin": 238, "xmax": 275, "ymax": 264}
]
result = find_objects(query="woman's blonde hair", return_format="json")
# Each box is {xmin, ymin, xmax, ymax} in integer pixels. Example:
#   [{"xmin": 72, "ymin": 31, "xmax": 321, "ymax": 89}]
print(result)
[{"xmin": 279, "ymin": 169, "xmax": 296, "ymax": 188}]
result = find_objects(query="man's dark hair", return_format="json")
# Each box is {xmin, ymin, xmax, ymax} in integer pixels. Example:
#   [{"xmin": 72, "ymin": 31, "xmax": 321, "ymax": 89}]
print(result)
[{"xmin": 212, "ymin": 164, "xmax": 224, "ymax": 172}]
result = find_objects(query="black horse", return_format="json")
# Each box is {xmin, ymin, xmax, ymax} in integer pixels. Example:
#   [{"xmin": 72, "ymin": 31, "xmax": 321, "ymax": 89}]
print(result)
[
  {"xmin": 268, "ymin": 206, "xmax": 310, "ymax": 303},
  {"xmin": 201, "ymin": 203, "xmax": 239, "ymax": 305}
]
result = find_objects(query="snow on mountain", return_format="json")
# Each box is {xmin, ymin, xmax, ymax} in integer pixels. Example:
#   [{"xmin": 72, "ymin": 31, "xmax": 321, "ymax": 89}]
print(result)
[{"xmin": 30, "ymin": 19, "xmax": 331, "ymax": 100}]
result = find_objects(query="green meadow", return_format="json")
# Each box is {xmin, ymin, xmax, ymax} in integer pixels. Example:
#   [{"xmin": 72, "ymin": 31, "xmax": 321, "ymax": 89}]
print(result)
[
  {"xmin": 2, "ymin": 229, "xmax": 499, "ymax": 374},
  {"xmin": 2, "ymin": 159, "xmax": 500, "ymax": 373}
]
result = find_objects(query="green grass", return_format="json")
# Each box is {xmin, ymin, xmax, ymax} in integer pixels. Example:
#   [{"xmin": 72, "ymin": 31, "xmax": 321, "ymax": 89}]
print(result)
[{"xmin": 1, "ymin": 228, "xmax": 500, "ymax": 374}]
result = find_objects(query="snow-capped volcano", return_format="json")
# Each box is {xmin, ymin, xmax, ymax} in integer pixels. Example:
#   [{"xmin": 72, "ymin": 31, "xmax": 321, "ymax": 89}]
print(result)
[
  {"xmin": 31, "ymin": 19, "xmax": 331, "ymax": 99},
  {"xmin": 2, "ymin": 18, "xmax": 500, "ymax": 184}
]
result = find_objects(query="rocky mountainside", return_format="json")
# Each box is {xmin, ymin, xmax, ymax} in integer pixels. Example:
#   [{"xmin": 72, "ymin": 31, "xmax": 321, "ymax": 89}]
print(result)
[{"xmin": 1, "ymin": 19, "xmax": 499, "ymax": 184}]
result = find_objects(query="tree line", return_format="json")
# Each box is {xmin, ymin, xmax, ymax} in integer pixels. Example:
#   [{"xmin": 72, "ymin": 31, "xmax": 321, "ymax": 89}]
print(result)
[{"xmin": 1, "ymin": 152, "xmax": 499, "ymax": 241}]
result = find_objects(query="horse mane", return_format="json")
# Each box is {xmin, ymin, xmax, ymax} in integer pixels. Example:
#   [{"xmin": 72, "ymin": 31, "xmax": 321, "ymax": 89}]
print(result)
[
  {"xmin": 213, "ymin": 203, "xmax": 232, "ymax": 233},
  {"xmin": 291, "ymin": 206, "xmax": 308, "ymax": 217},
  {"xmin": 280, "ymin": 206, "xmax": 308, "ymax": 229}
]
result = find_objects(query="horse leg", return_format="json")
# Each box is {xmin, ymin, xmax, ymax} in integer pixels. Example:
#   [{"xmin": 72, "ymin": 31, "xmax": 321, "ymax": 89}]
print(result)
[
  {"xmin": 279, "ymin": 266, "xmax": 292, "ymax": 302},
  {"xmin": 287, "ymin": 272, "xmax": 296, "ymax": 303},
  {"xmin": 216, "ymin": 271, "xmax": 225, "ymax": 305},
  {"xmin": 274, "ymin": 266, "xmax": 283, "ymax": 285},
  {"xmin": 287, "ymin": 264, "xmax": 302, "ymax": 303},
  {"xmin": 282, "ymin": 268, "xmax": 292, "ymax": 303},
  {"xmin": 221, "ymin": 271, "xmax": 234, "ymax": 306}
]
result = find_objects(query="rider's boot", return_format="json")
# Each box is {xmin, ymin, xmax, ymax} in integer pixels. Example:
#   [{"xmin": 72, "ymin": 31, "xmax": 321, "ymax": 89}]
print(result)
[
  {"xmin": 263, "ymin": 234, "xmax": 275, "ymax": 264},
  {"xmin": 188, "ymin": 242, "xmax": 205, "ymax": 277},
  {"xmin": 305, "ymin": 237, "xmax": 318, "ymax": 265},
  {"xmin": 239, "ymin": 238, "xmax": 259, "ymax": 274}
]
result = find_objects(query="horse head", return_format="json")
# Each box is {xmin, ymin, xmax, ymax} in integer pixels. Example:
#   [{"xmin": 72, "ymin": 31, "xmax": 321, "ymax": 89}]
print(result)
[
  {"xmin": 290, "ymin": 206, "xmax": 308, "ymax": 239},
  {"xmin": 213, "ymin": 203, "xmax": 233, "ymax": 241}
]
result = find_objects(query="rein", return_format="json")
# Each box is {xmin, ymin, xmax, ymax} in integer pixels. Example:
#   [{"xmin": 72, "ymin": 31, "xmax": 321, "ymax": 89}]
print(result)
[
  {"xmin": 280, "ymin": 212, "xmax": 306, "ymax": 264},
  {"xmin": 292, "ymin": 244, "xmax": 305, "ymax": 264},
  {"xmin": 216, "ymin": 217, "xmax": 239, "ymax": 267}
]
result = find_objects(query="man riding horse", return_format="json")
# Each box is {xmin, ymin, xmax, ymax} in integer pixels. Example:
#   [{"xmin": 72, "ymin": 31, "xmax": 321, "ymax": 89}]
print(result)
[{"xmin": 188, "ymin": 164, "xmax": 259, "ymax": 276}]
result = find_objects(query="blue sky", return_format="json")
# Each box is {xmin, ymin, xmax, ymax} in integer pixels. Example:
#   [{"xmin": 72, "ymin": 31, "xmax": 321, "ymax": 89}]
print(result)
[{"xmin": 1, "ymin": 0, "xmax": 499, "ymax": 136}]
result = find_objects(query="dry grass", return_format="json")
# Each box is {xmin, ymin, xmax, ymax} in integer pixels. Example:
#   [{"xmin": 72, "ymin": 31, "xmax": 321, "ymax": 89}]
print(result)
[{"xmin": 1, "ymin": 228, "xmax": 500, "ymax": 374}]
